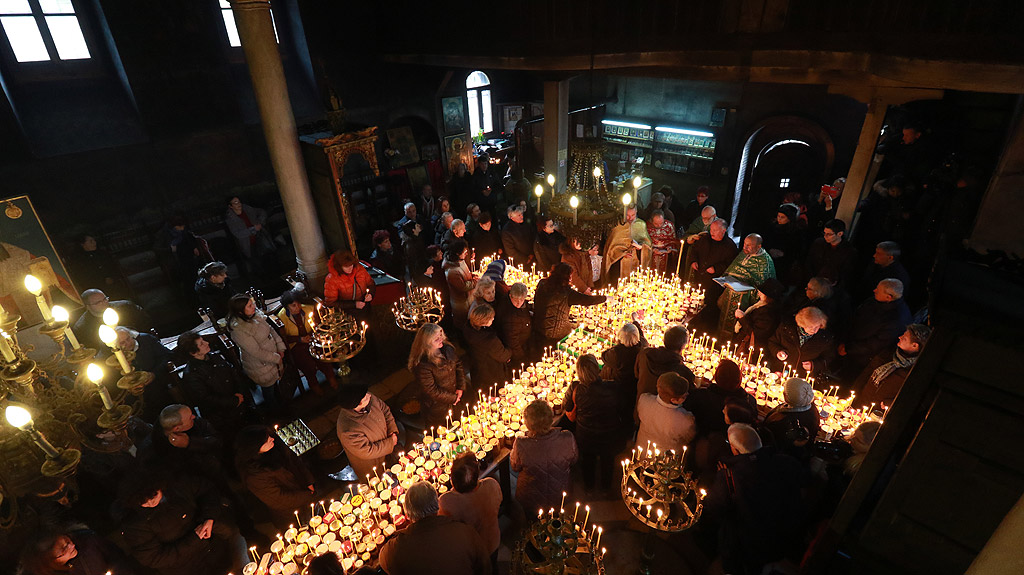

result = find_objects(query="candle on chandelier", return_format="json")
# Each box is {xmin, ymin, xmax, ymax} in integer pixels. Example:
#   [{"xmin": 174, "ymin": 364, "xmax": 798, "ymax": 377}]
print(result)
[{"xmin": 0, "ymin": 331, "xmax": 15, "ymax": 363}]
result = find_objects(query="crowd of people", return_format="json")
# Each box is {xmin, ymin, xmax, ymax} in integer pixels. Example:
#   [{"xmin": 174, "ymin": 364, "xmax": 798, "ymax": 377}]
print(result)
[{"xmin": 21, "ymin": 130, "xmax": 956, "ymax": 575}]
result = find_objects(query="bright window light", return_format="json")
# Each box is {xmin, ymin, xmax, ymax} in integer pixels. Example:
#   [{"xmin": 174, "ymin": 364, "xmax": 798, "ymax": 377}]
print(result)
[
  {"xmin": 780, "ymin": 178, "xmax": 790, "ymax": 188},
  {"xmin": 467, "ymin": 89, "xmax": 480, "ymax": 135},
  {"xmin": 1, "ymin": 15, "xmax": 48, "ymax": 61},
  {"xmin": 39, "ymin": 0, "xmax": 75, "ymax": 13},
  {"xmin": 481, "ymin": 89, "xmax": 492, "ymax": 133},
  {"xmin": 45, "ymin": 15, "xmax": 89, "ymax": 59},
  {"xmin": 601, "ymin": 119, "xmax": 652, "ymax": 130},
  {"xmin": 0, "ymin": 0, "xmax": 32, "ymax": 14},
  {"xmin": 219, "ymin": 0, "xmax": 277, "ymax": 47},
  {"xmin": 655, "ymin": 126, "xmax": 714, "ymax": 138},
  {"xmin": 466, "ymin": 70, "xmax": 489, "ymax": 89}
]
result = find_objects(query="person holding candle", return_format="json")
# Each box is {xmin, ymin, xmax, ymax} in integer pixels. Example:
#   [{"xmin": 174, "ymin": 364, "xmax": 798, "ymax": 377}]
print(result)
[
  {"xmin": 408, "ymin": 323, "xmax": 466, "ymax": 428},
  {"xmin": 443, "ymin": 239, "xmax": 477, "ymax": 327},
  {"xmin": 687, "ymin": 218, "xmax": 738, "ymax": 290},
  {"xmin": 461, "ymin": 304, "xmax": 511, "ymax": 391},
  {"xmin": 323, "ymin": 250, "xmax": 376, "ymax": 322},
  {"xmin": 532, "ymin": 263, "xmax": 607, "ymax": 350},
  {"xmin": 72, "ymin": 289, "xmax": 152, "ymax": 352},
  {"xmin": 335, "ymin": 385, "xmax": 399, "ymax": 481},
  {"xmin": 636, "ymin": 372, "xmax": 696, "ymax": 455},
  {"xmin": 602, "ymin": 205, "xmax": 651, "ymax": 285},
  {"xmin": 234, "ymin": 425, "xmax": 316, "ymax": 528},
  {"xmin": 766, "ymin": 307, "xmax": 836, "ymax": 377},
  {"xmin": 227, "ymin": 294, "xmax": 290, "ymax": 413},
  {"xmin": 511, "ymin": 399, "xmax": 578, "ymax": 516},
  {"xmin": 563, "ymin": 354, "xmax": 632, "ymax": 496},
  {"xmin": 559, "ymin": 236, "xmax": 598, "ymax": 294},
  {"xmin": 379, "ymin": 481, "xmax": 491, "ymax": 575},
  {"xmin": 194, "ymin": 261, "xmax": 239, "ymax": 321},
  {"xmin": 438, "ymin": 452, "xmax": 503, "ymax": 570},
  {"xmin": 276, "ymin": 289, "xmax": 337, "ymax": 393},
  {"xmin": 733, "ymin": 278, "xmax": 786, "ymax": 351}
]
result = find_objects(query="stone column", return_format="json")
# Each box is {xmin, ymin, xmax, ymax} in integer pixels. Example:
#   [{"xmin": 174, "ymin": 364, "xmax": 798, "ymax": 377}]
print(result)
[
  {"xmin": 230, "ymin": 0, "xmax": 328, "ymax": 286},
  {"xmin": 543, "ymin": 79, "xmax": 570, "ymax": 193}
]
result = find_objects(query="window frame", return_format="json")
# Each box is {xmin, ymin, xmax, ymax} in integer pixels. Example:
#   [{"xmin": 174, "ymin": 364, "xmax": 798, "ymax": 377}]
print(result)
[
  {"xmin": 218, "ymin": 0, "xmax": 280, "ymax": 50},
  {"xmin": 465, "ymin": 70, "xmax": 493, "ymax": 136},
  {"xmin": 0, "ymin": 0, "xmax": 93, "ymax": 65}
]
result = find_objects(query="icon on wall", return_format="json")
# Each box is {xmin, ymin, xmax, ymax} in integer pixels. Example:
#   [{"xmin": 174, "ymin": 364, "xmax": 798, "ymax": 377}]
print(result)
[{"xmin": 442, "ymin": 97, "xmax": 465, "ymax": 134}]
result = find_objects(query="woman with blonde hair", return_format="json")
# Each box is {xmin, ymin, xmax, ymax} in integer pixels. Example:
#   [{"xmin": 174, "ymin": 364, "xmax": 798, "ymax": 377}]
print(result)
[{"xmin": 407, "ymin": 323, "xmax": 465, "ymax": 427}]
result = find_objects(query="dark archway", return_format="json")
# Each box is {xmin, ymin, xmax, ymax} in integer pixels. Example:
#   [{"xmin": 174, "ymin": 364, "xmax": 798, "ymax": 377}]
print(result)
[{"xmin": 730, "ymin": 116, "xmax": 834, "ymax": 236}]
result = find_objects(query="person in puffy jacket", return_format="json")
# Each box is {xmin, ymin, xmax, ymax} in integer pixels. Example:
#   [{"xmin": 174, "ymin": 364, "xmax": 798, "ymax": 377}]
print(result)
[
  {"xmin": 443, "ymin": 239, "xmax": 477, "ymax": 327},
  {"xmin": 227, "ymin": 294, "xmax": 289, "ymax": 411},
  {"xmin": 510, "ymin": 399, "xmax": 578, "ymax": 514},
  {"xmin": 323, "ymin": 250, "xmax": 375, "ymax": 321},
  {"xmin": 532, "ymin": 263, "xmax": 606, "ymax": 350}
]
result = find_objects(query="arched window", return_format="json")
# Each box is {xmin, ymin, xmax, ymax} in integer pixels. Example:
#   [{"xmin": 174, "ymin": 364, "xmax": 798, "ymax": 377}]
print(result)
[
  {"xmin": 466, "ymin": 70, "xmax": 492, "ymax": 136},
  {"xmin": 0, "ymin": 0, "xmax": 91, "ymax": 62}
]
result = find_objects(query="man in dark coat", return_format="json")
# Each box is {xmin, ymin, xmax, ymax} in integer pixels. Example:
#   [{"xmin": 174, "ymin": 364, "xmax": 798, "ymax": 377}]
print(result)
[
  {"xmin": 499, "ymin": 282, "xmax": 534, "ymax": 367},
  {"xmin": 766, "ymin": 307, "xmax": 836, "ymax": 376},
  {"xmin": 462, "ymin": 304, "xmax": 512, "ymax": 389},
  {"xmin": 531, "ymin": 264, "xmax": 606, "ymax": 350},
  {"xmin": 677, "ymin": 186, "xmax": 712, "ymax": 233},
  {"xmin": 470, "ymin": 155, "xmax": 502, "ymax": 217},
  {"xmin": 634, "ymin": 325, "xmax": 696, "ymax": 398},
  {"xmin": 783, "ymin": 277, "xmax": 853, "ymax": 341},
  {"xmin": 178, "ymin": 332, "xmax": 253, "ymax": 436},
  {"xmin": 853, "ymin": 323, "xmax": 931, "ymax": 406},
  {"xmin": 734, "ymin": 278, "xmax": 786, "ymax": 350},
  {"xmin": 500, "ymin": 206, "xmax": 534, "ymax": 265},
  {"xmin": 468, "ymin": 211, "xmax": 503, "ymax": 266},
  {"xmin": 686, "ymin": 361, "xmax": 758, "ymax": 438},
  {"xmin": 379, "ymin": 482, "xmax": 491, "ymax": 575},
  {"xmin": 839, "ymin": 278, "xmax": 912, "ymax": 382},
  {"xmin": 118, "ymin": 472, "xmax": 239, "ymax": 575},
  {"xmin": 702, "ymin": 424, "xmax": 806, "ymax": 575},
  {"xmin": 804, "ymin": 219, "xmax": 858, "ymax": 290},
  {"xmin": 689, "ymin": 218, "xmax": 738, "ymax": 291},
  {"xmin": 855, "ymin": 241, "xmax": 911, "ymax": 305},
  {"xmin": 73, "ymin": 289, "xmax": 153, "ymax": 351},
  {"xmin": 115, "ymin": 327, "xmax": 175, "ymax": 423}
]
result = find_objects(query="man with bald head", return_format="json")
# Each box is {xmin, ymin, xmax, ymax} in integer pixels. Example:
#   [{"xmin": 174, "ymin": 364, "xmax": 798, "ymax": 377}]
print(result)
[
  {"xmin": 716, "ymin": 234, "xmax": 776, "ymax": 330},
  {"xmin": 688, "ymin": 218, "xmax": 738, "ymax": 290},
  {"xmin": 72, "ymin": 288, "xmax": 152, "ymax": 351}
]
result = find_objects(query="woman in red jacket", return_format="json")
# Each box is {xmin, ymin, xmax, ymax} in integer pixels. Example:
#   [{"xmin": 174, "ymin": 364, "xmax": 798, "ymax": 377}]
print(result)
[{"xmin": 323, "ymin": 250, "xmax": 375, "ymax": 319}]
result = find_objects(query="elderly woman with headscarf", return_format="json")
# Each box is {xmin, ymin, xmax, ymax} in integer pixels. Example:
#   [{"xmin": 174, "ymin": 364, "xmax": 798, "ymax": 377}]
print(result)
[{"xmin": 761, "ymin": 377, "xmax": 820, "ymax": 461}]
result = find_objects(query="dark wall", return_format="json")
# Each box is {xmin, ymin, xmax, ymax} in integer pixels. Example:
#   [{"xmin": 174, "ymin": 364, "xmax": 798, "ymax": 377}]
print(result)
[
  {"xmin": 0, "ymin": 0, "xmax": 321, "ymax": 237},
  {"xmin": 599, "ymin": 75, "xmax": 866, "ymax": 221}
]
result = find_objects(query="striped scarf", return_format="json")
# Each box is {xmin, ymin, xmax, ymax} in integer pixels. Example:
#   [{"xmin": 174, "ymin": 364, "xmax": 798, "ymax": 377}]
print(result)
[{"xmin": 870, "ymin": 348, "xmax": 917, "ymax": 386}]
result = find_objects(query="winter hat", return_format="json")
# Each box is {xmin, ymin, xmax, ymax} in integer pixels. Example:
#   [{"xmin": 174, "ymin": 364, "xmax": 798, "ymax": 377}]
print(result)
[
  {"xmin": 757, "ymin": 278, "xmax": 786, "ymax": 302},
  {"xmin": 783, "ymin": 377, "xmax": 814, "ymax": 408},
  {"xmin": 777, "ymin": 203, "xmax": 800, "ymax": 223},
  {"xmin": 849, "ymin": 420, "xmax": 881, "ymax": 454},
  {"xmin": 483, "ymin": 260, "xmax": 506, "ymax": 283},
  {"xmin": 713, "ymin": 359, "xmax": 743, "ymax": 391}
]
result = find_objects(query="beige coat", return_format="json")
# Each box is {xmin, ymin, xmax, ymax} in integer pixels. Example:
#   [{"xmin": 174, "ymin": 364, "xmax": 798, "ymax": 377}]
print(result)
[
  {"xmin": 336, "ymin": 394, "xmax": 398, "ymax": 480},
  {"xmin": 228, "ymin": 311, "xmax": 285, "ymax": 387}
]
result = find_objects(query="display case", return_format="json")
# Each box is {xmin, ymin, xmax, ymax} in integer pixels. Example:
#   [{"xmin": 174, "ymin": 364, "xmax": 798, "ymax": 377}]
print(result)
[
  {"xmin": 652, "ymin": 126, "xmax": 716, "ymax": 177},
  {"xmin": 601, "ymin": 119, "xmax": 654, "ymax": 178}
]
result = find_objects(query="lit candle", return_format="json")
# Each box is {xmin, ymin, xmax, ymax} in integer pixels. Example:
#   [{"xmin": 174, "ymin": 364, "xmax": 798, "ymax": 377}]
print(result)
[
  {"xmin": 583, "ymin": 505, "xmax": 590, "ymax": 529},
  {"xmin": 560, "ymin": 491, "xmax": 566, "ymax": 511},
  {"xmin": 0, "ymin": 331, "xmax": 15, "ymax": 363},
  {"xmin": 24, "ymin": 275, "xmax": 52, "ymax": 322},
  {"xmin": 534, "ymin": 184, "xmax": 543, "ymax": 214},
  {"xmin": 51, "ymin": 306, "xmax": 81, "ymax": 349},
  {"xmin": 595, "ymin": 526, "xmax": 602, "ymax": 549},
  {"xmin": 622, "ymin": 192, "xmax": 632, "ymax": 221},
  {"xmin": 569, "ymin": 195, "xmax": 579, "ymax": 225},
  {"xmin": 573, "ymin": 502, "xmax": 580, "ymax": 522},
  {"xmin": 97, "ymin": 325, "xmax": 131, "ymax": 373},
  {"xmin": 86, "ymin": 363, "xmax": 114, "ymax": 410}
]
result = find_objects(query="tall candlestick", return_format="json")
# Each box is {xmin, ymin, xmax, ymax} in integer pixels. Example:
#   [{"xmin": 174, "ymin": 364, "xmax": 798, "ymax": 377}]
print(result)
[
  {"xmin": 595, "ymin": 526, "xmax": 602, "ymax": 549},
  {"xmin": 583, "ymin": 505, "xmax": 590, "ymax": 529},
  {"xmin": 0, "ymin": 331, "xmax": 15, "ymax": 363},
  {"xmin": 573, "ymin": 502, "xmax": 580, "ymax": 522}
]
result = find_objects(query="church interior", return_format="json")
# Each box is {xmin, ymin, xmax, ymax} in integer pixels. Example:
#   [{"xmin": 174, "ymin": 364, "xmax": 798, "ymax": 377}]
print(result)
[{"xmin": 1, "ymin": 1, "xmax": 1023, "ymax": 574}]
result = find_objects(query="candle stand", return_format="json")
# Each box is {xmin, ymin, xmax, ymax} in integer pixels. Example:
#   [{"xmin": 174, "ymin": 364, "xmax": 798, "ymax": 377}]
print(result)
[
  {"xmin": 392, "ymin": 287, "xmax": 444, "ymax": 332},
  {"xmin": 512, "ymin": 506, "xmax": 606, "ymax": 575},
  {"xmin": 308, "ymin": 306, "xmax": 368, "ymax": 377},
  {"xmin": 621, "ymin": 448, "xmax": 705, "ymax": 574}
]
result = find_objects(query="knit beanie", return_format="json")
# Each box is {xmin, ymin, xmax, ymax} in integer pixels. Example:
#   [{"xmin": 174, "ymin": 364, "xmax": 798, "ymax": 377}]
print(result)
[
  {"xmin": 778, "ymin": 203, "xmax": 800, "ymax": 223},
  {"xmin": 783, "ymin": 378, "xmax": 814, "ymax": 408}
]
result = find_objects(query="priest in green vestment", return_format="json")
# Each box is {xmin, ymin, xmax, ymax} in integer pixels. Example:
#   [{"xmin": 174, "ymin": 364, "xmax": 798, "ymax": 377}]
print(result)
[
  {"xmin": 603, "ymin": 205, "xmax": 652, "ymax": 284},
  {"xmin": 716, "ymin": 233, "xmax": 776, "ymax": 330}
]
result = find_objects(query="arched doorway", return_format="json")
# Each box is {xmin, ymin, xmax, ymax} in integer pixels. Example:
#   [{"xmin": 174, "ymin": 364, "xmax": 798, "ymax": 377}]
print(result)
[{"xmin": 730, "ymin": 117, "xmax": 834, "ymax": 236}]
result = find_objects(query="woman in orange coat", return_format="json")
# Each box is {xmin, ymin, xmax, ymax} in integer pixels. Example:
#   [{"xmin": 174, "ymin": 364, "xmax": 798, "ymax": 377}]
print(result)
[{"xmin": 323, "ymin": 250, "xmax": 375, "ymax": 321}]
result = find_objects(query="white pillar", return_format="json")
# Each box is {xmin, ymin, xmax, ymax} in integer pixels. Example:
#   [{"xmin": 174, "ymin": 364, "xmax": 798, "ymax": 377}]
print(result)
[
  {"xmin": 230, "ymin": 0, "xmax": 328, "ymax": 283},
  {"xmin": 543, "ymin": 79, "xmax": 570, "ymax": 193}
]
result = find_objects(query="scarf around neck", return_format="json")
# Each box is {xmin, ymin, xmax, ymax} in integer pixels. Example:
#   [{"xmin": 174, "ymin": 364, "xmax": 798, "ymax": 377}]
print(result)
[{"xmin": 870, "ymin": 348, "xmax": 917, "ymax": 386}]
